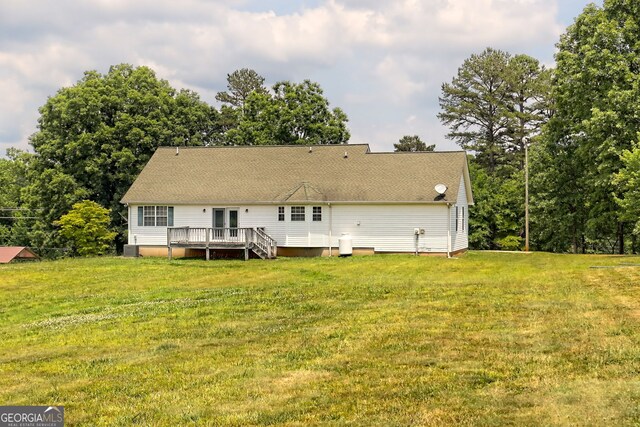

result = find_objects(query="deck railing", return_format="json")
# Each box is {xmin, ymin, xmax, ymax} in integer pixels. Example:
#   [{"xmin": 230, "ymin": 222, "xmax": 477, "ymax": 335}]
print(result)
[
  {"xmin": 167, "ymin": 227, "xmax": 276, "ymax": 259},
  {"xmin": 168, "ymin": 227, "xmax": 250, "ymax": 245},
  {"xmin": 254, "ymin": 227, "xmax": 278, "ymax": 259}
]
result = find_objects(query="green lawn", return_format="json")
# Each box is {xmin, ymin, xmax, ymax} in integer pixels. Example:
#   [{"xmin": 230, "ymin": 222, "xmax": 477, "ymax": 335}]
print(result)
[{"xmin": 1, "ymin": 252, "xmax": 640, "ymax": 426}]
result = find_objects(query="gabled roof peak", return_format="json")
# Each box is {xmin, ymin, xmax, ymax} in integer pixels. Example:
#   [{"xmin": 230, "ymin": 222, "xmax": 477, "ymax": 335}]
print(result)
[{"xmin": 279, "ymin": 181, "xmax": 325, "ymax": 202}]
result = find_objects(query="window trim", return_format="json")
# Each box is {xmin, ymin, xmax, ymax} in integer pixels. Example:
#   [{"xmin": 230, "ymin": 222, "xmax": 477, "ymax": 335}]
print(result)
[
  {"xmin": 143, "ymin": 206, "xmax": 156, "ymax": 226},
  {"xmin": 138, "ymin": 205, "xmax": 174, "ymax": 227},
  {"xmin": 312, "ymin": 206, "xmax": 322, "ymax": 222},
  {"xmin": 156, "ymin": 206, "xmax": 168, "ymax": 227},
  {"xmin": 290, "ymin": 206, "xmax": 305, "ymax": 222}
]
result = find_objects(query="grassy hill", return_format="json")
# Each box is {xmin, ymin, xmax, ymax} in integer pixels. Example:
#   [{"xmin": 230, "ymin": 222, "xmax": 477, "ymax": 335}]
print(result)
[{"xmin": 1, "ymin": 252, "xmax": 640, "ymax": 426}]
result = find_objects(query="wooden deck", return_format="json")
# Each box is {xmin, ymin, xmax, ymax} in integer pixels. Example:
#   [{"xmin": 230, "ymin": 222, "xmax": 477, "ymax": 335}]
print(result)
[{"xmin": 167, "ymin": 227, "xmax": 277, "ymax": 260}]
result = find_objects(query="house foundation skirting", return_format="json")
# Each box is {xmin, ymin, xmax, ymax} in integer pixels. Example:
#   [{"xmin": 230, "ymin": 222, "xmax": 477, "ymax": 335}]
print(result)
[
  {"xmin": 376, "ymin": 248, "xmax": 468, "ymax": 257},
  {"xmin": 277, "ymin": 247, "xmax": 468, "ymax": 257},
  {"xmin": 275, "ymin": 247, "xmax": 376, "ymax": 257},
  {"xmin": 125, "ymin": 245, "xmax": 468, "ymax": 258}
]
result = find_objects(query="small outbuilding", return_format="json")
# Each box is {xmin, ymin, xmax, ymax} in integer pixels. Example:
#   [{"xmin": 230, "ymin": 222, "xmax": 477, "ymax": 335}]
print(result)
[{"xmin": 0, "ymin": 246, "xmax": 39, "ymax": 263}]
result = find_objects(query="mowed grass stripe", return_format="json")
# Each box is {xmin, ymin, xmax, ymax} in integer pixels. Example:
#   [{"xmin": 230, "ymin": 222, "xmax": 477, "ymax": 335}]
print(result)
[{"xmin": 1, "ymin": 252, "xmax": 640, "ymax": 426}]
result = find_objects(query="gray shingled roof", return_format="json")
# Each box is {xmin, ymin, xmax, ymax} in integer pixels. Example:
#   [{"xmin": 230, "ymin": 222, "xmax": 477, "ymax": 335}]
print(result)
[{"xmin": 121, "ymin": 144, "xmax": 473, "ymax": 205}]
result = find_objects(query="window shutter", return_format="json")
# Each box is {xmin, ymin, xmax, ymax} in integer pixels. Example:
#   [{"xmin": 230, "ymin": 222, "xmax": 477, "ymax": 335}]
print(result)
[
  {"xmin": 455, "ymin": 207, "xmax": 459, "ymax": 232},
  {"xmin": 462, "ymin": 207, "xmax": 465, "ymax": 231},
  {"xmin": 138, "ymin": 206, "xmax": 143, "ymax": 226},
  {"xmin": 168, "ymin": 207, "xmax": 174, "ymax": 226}
]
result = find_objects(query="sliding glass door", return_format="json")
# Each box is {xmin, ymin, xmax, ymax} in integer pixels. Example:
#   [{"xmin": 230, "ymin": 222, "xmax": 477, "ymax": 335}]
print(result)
[
  {"xmin": 229, "ymin": 209, "xmax": 238, "ymax": 238},
  {"xmin": 212, "ymin": 208, "xmax": 239, "ymax": 240},
  {"xmin": 213, "ymin": 208, "xmax": 225, "ymax": 240}
]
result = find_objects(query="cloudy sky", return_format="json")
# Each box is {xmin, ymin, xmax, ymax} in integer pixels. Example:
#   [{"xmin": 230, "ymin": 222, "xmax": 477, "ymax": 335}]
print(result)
[{"xmin": 0, "ymin": 0, "xmax": 600, "ymax": 155}]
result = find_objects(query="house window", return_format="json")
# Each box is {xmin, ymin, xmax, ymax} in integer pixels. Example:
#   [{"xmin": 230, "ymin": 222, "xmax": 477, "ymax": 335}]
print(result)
[
  {"xmin": 291, "ymin": 206, "xmax": 305, "ymax": 221},
  {"xmin": 313, "ymin": 206, "xmax": 322, "ymax": 221},
  {"xmin": 278, "ymin": 206, "xmax": 285, "ymax": 221},
  {"xmin": 139, "ymin": 206, "xmax": 173, "ymax": 226},
  {"xmin": 156, "ymin": 206, "xmax": 168, "ymax": 226},
  {"xmin": 462, "ymin": 207, "xmax": 465, "ymax": 231},
  {"xmin": 143, "ymin": 206, "xmax": 154, "ymax": 226}
]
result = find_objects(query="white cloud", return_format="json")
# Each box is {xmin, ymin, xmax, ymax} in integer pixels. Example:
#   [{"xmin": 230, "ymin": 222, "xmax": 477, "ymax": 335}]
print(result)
[
  {"xmin": 374, "ymin": 56, "xmax": 427, "ymax": 104},
  {"xmin": 0, "ymin": 0, "xmax": 586, "ymax": 154}
]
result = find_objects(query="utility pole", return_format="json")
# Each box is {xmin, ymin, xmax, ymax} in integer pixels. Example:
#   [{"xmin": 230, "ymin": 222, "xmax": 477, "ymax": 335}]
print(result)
[{"xmin": 525, "ymin": 141, "xmax": 529, "ymax": 252}]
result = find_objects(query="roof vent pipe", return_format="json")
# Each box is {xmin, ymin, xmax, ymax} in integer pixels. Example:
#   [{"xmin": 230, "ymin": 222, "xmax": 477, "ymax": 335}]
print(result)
[
  {"xmin": 176, "ymin": 147, "xmax": 179, "ymax": 156},
  {"xmin": 344, "ymin": 151, "xmax": 348, "ymax": 158},
  {"xmin": 309, "ymin": 147, "xmax": 313, "ymax": 153}
]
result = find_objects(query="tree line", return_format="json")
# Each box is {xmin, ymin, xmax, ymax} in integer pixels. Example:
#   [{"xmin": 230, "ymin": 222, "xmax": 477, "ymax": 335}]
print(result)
[
  {"xmin": 1, "ymin": 0, "xmax": 638, "ymax": 255},
  {"xmin": 0, "ymin": 63, "xmax": 436, "ymax": 256},
  {"xmin": 0, "ymin": 66, "xmax": 350, "ymax": 255},
  {"xmin": 438, "ymin": 0, "xmax": 639, "ymax": 254}
]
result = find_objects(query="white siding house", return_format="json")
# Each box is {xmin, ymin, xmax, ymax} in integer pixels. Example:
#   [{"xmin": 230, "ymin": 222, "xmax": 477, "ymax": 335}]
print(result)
[{"xmin": 121, "ymin": 145, "xmax": 473, "ymax": 258}]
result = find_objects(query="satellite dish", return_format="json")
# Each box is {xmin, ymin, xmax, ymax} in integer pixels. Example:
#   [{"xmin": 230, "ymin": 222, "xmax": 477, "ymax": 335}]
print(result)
[{"xmin": 435, "ymin": 184, "xmax": 447, "ymax": 195}]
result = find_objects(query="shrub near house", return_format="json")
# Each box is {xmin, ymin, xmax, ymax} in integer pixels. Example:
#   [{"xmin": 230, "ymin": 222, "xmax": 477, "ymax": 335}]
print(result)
[{"xmin": 55, "ymin": 200, "xmax": 116, "ymax": 256}]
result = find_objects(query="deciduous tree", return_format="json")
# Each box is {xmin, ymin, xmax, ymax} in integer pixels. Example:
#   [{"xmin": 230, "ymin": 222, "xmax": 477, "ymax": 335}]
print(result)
[
  {"xmin": 27, "ymin": 64, "xmax": 216, "ymax": 249},
  {"xmin": 614, "ymin": 143, "xmax": 640, "ymax": 252},
  {"xmin": 534, "ymin": 0, "xmax": 640, "ymax": 253},
  {"xmin": 55, "ymin": 200, "xmax": 116, "ymax": 256},
  {"xmin": 0, "ymin": 149, "xmax": 34, "ymax": 246},
  {"xmin": 229, "ymin": 80, "xmax": 349, "ymax": 145}
]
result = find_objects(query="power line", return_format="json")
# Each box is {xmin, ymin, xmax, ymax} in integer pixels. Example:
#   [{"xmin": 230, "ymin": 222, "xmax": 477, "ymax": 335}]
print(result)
[
  {"xmin": 0, "ymin": 208, "xmax": 42, "ymax": 219},
  {"xmin": 0, "ymin": 217, "xmax": 38, "ymax": 219}
]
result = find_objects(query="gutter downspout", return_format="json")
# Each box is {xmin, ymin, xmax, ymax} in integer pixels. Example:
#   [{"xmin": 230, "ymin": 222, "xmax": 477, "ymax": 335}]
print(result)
[
  {"xmin": 447, "ymin": 203, "xmax": 452, "ymax": 258},
  {"xmin": 328, "ymin": 202, "xmax": 332, "ymax": 257}
]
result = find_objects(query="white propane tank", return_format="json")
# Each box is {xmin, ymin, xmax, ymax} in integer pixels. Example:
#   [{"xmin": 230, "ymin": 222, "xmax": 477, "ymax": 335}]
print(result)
[{"xmin": 338, "ymin": 233, "xmax": 353, "ymax": 257}]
